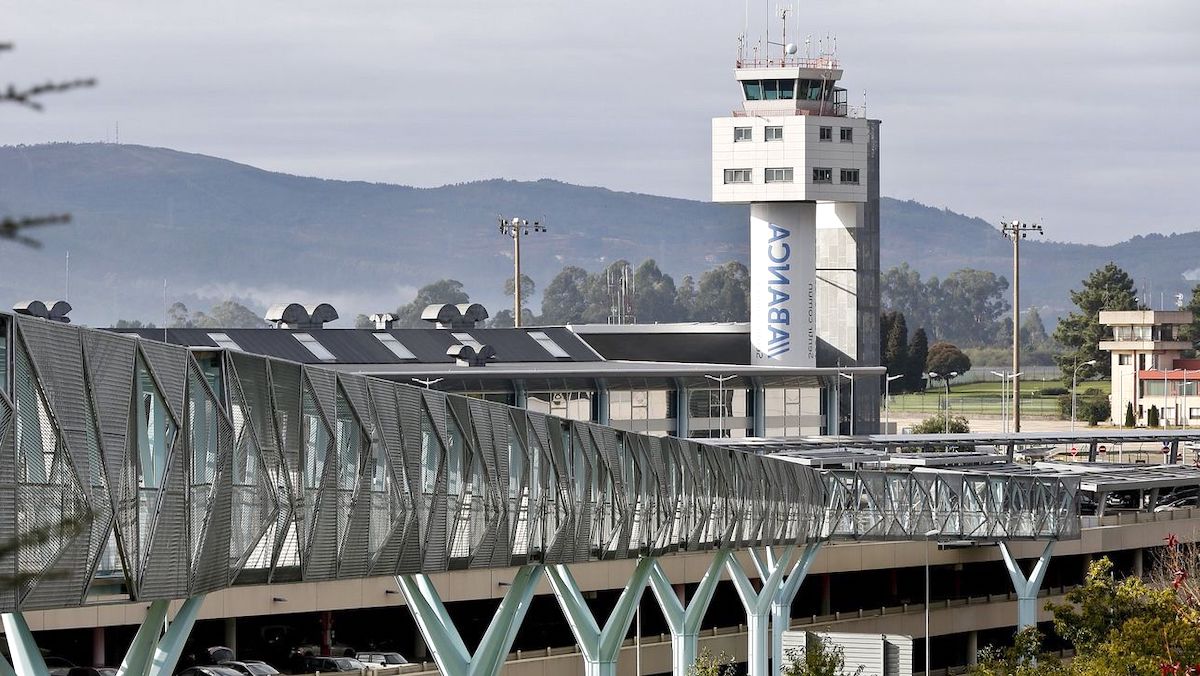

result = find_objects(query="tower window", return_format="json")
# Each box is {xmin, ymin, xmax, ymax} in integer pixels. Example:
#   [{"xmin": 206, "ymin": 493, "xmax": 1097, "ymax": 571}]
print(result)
[
  {"xmin": 765, "ymin": 126, "xmax": 783, "ymax": 142},
  {"xmin": 741, "ymin": 79, "xmax": 795, "ymax": 101},
  {"xmin": 724, "ymin": 168, "xmax": 752, "ymax": 184},
  {"xmin": 819, "ymin": 126, "xmax": 833, "ymax": 142},
  {"xmin": 812, "ymin": 168, "xmax": 833, "ymax": 184},
  {"xmin": 733, "ymin": 127, "xmax": 752, "ymax": 142},
  {"xmin": 840, "ymin": 127, "xmax": 854, "ymax": 142},
  {"xmin": 839, "ymin": 169, "xmax": 860, "ymax": 184},
  {"xmin": 765, "ymin": 167, "xmax": 793, "ymax": 183}
]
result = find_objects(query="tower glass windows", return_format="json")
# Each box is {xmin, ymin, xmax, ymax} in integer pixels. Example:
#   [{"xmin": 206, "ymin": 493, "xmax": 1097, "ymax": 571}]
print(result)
[
  {"xmin": 840, "ymin": 169, "xmax": 860, "ymax": 184},
  {"xmin": 765, "ymin": 167, "xmax": 793, "ymax": 183},
  {"xmin": 724, "ymin": 168, "xmax": 752, "ymax": 184},
  {"xmin": 797, "ymin": 79, "xmax": 834, "ymax": 101},
  {"xmin": 765, "ymin": 126, "xmax": 783, "ymax": 142},
  {"xmin": 812, "ymin": 168, "xmax": 833, "ymax": 184},
  {"xmin": 733, "ymin": 127, "xmax": 752, "ymax": 142},
  {"xmin": 819, "ymin": 126, "xmax": 833, "ymax": 142},
  {"xmin": 741, "ymin": 79, "xmax": 795, "ymax": 100}
]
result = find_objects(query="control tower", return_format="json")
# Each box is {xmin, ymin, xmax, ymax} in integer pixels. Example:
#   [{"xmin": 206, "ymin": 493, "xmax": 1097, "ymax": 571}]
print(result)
[{"xmin": 712, "ymin": 34, "xmax": 881, "ymax": 433}]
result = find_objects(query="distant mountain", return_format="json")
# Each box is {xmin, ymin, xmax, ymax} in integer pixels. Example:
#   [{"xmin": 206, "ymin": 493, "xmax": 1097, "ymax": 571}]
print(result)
[{"xmin": 0, "ymin": 143, "xmax": 1194, "ymax": 327}]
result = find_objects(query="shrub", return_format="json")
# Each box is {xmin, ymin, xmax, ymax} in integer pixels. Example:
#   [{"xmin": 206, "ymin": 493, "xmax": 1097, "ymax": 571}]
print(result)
[
  {"xmin": 688, "ymin": 649, "xmax": 735, "ymax": 676},
  {"xmin": 1039, "ymin": 386, "xmax": 1069, "ymax": 396},
  {"xmin": 1148, "ymin": 405, "xmax": 1160, "ymax": 428},
  {"xmin": 1124, "ymin": 402, "xmax": 1136, "ymax": 427},
  {"xmin": 910, "ymin": 414, "xmax": 970, "ymax": 434},
  {"xmin": 1057, "ymin": 394, "xmax": 1110, "ymax": 425}
]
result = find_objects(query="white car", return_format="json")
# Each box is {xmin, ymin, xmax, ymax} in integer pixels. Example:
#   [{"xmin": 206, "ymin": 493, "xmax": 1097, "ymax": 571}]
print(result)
[{"xmin": 355, "ymin": 652, "xmax": 408, "ymax": 668}]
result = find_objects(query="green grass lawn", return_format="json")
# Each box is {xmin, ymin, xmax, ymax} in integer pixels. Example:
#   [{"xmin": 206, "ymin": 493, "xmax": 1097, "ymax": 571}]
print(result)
[{"xmin": 887, "ymin": 379, "xmax": 1113, "ymax": 417}]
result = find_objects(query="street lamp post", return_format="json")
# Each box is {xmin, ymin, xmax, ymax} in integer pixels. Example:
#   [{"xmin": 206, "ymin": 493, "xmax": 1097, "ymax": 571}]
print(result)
[
  {"xmin": 1001, "ymin": 221, "xmax": 1044, "ymax": 432},
  {"xmin": 839, "ymin": 371, "xmax": 855, "ymax": 435},
  {"xmin": 1071, "ymin": 359, "xmax": 1098, "ymax": 433},
  {"xmin": 927, "ymin": 371, "xmax": 958, "ymax": 433},
  {"xmin": 884, "ymin": 373, "xmax": 903, "ymax": 431},
  {"xmin": 703, "ymin": 374, "xmax": 736, "ymax": 438},
  {"xmin": 498, "ymin": 217, "xmax": 547, "ymax": 327},
  {"xmin": 990, "ymin": 371, "xmax": 1007, "ymax": 433},
  {"xmin": 1162, "ymin": 368, "xmax": 1182, "ymax": 428},
  {"xmin": 924, "ymin": 528, "xmax": 939, "ymax": 676}
]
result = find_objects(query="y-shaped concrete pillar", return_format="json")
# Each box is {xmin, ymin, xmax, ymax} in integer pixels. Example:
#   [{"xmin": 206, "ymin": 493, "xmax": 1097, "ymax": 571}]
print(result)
[
  {"xmin": 726, "ymin": 545, "xmax": 796, "ymax": 676},
  {"xmin": 5, "ymin": 597, "xmax": 203, "ymax": 676},
  {"xmin": 396, "ymin": 565, "xmax": 543, "ymax": 676},
  {"xmin": 547, "ymin": 557, "xmax": 654, "ymax": 676},
  {"xmin": 649, "ymin": 551, "xmax": 728, "ymax": 676},
  {"xmin": 2, "ymin": 613, "xmax": 51, "ymax": 676},
  {"xmin": 768, "ymin": 543, "xmax": 822, "ymax": 671},
  {"xmin": 999, "ymin": 541, "xmax": 1055, "ymax": 630}
]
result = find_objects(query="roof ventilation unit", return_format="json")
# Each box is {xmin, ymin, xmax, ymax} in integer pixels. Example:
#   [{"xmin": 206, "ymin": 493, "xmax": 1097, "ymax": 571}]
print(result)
[
  {"xmin": 370, "ymin": 313, "xmax": 397, "ymax": 330},
  {"xmin": 447, "ymin": 343, "xmax": 496, "ymax": 367},
  {"xmin": 421, "ymin": 303, "xmax": 489, "ymax": 330},
  {"xmin": 13, "ymin": 300, "xmax": 72, "ymax": 323},
  {"xmin": 265, "ymin": 302, "xmax": 339, "ymax": 329}
]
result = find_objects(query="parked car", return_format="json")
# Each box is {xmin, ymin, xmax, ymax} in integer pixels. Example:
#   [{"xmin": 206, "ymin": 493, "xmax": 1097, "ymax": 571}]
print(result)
[
  {"xmin": 68, "ymin": 667, "xmax": 117, "ymax": 676},
  {"xmin": 299, "ymin": 656, "xmax": 366, "ymax": 673},
  {"xmin": 356, "ymin": 652, "xmax": 408, "ymax": 668},
  {"xmin": 46, "ymin": 657, "xmax": 75, "ymax": 676},
  {"xmin": 1155, "ymin": 495, "xmax": 1200, "ymax": 512},
  {"xmin": 177, "ymin": 667, "xmax": 243, "ymax": 676},
  {"xmin": 219, "ymin": 661, "xmax": 279, "ymax": 676}
]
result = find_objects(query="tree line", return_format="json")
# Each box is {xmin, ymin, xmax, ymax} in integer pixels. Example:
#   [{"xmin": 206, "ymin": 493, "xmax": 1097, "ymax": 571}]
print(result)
[{"xmin": 355, "ymin": 259, "xmax": 754, "ymax": 328}]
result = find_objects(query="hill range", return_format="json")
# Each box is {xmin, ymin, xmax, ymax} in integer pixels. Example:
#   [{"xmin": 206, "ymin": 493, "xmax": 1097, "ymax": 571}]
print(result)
[{"xmin": 0, "ymin": 143, "xmax": 1195, "ymax": 327}]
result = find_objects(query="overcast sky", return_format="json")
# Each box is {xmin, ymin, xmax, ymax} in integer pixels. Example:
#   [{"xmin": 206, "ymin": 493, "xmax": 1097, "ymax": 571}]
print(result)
[{"xmin": 2, "ymin": 0, "xmax": 1197, "ymax": 245}]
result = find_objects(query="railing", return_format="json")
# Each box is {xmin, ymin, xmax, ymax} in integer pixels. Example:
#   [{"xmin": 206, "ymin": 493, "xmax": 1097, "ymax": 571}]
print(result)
[
  {"xmin": 886, "ymin": 394, "xmax": 1062, "ymax": 417},
  {"xmin": 736, "ymin": 56, "xmax": 839, "ymax": 70}
]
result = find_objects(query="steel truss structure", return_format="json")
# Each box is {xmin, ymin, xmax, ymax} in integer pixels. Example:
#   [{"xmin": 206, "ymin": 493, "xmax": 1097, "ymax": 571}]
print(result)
[{"xmin": 0, "ymin": 313, "xmax": 1076, "ymax": 613}]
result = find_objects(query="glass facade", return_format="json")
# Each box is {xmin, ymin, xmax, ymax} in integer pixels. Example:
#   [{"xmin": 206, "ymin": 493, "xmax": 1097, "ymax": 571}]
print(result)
[
  {"xmin": 1142, "ymin": 380, "xmax": 1199, "ymax": 397},
  {"xmin": 687, "ymin": 382, "xmax": 751, "ymax": 438},
  {"xmin": 763, "ymin": 385, "xmax": 823, "ymax": 437},
  {"xmin": 608, "ymin": 385, "xmax": 676, "ymax": 437},
  {"xmin": 527, "ymin": 389, "xmax": 594, "ymax": 422}
]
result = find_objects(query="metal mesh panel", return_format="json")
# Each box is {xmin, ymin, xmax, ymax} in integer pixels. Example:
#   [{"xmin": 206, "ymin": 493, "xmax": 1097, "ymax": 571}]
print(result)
[{"xmin": 11, "ymin": 338, "xmax": 91, "ymax": 607}]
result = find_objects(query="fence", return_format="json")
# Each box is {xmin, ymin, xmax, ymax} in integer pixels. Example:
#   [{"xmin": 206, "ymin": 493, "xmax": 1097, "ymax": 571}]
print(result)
[{"xmin": 886, "ymin": 395, "xmax": 1062, "ymax": 417}]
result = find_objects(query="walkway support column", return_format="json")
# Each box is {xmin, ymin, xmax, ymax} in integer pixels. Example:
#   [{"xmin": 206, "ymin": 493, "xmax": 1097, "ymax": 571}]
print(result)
[
  {"xmin": 547, "ymin": 558, "xmax": 654, "ymax": 676},
  {"xmin": 649, "ymin": 551, "xmax": 728, "ymax": 676},
  {"xmin": 726, "ymin": 545, "xmax": 796, "ymax": 676},
  {"xmin": 999, "ymin": 541, "xmax": 1054, "ymax": 630},
  {"xmin": 769, "ymin": 543, "xmax": 822, "ymax": 671},
  {"xmin": 396, "ymin": 564, "xmax": 542, "ymax": 676},
  {"xmin": 2, "ymin": 612, "xmax": 51, "ymax": 676}
]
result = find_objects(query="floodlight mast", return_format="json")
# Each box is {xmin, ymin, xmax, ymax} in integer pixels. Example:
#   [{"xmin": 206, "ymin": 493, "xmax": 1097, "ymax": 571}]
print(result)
[
  {"xmin": 498, "ymin": 217, "xmax": 547, "ymax": 327},
  {"xmin": 1001, "ymin": 220, "xmax": 1044, "ymax": 432}
]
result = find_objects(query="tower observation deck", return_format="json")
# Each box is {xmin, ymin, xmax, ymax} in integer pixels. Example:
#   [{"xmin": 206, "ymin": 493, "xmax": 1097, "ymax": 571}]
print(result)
[{"xmin": 713, "ymin": 35, "xmax": 880, "ymax": 434}]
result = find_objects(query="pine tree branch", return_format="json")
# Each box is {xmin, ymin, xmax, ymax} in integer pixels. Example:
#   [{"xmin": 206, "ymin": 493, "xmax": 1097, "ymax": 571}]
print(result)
[
  {"xmin": 0, "ymin": 214, "xmax": 72, "ymax": 248},
  {"xmin": 2, "ymin": 78, "xmax": 97, "ymax": 111}
]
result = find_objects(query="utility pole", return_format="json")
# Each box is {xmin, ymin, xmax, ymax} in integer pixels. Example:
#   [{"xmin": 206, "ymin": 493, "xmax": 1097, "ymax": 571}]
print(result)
[
  {"xmin": 498, "ymin": 217, "xmax": 546, "ymax": 327},
  {"xmin": 1001, "ymin": 220, "xmax": 1043, "ymax": 432}
]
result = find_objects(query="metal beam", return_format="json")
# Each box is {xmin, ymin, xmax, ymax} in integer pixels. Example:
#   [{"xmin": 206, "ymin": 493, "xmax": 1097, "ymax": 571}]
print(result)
[{"xmin": 770, "ymin": 543, "xmax": 822, "ymax": 671}]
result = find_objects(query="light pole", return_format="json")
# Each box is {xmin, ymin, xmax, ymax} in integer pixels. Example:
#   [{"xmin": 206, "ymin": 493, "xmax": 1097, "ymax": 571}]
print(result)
[
  {"xmin": 924, "ymin": 528, "xmax": 939, "ymax": 676},
  {"xmin": 1164, "ymin": 368, "xmax": 1181, "ymax": 428},
  {"xmin": 927, "ymin": 371, "xmax": 958, "ymax": 433},
  {"xmin": 839, "ymin": 371, "xmax": 855, "ymax": 435},
  {"xmin": 1071, "ymin": 359, "xmax": 1098, "ymax": 433},
  {"xmin": 498, "ymin": 216, "xmax": 547, "ymax": 327},
  {"xmin": 884, "ymin": 373, "xmax": 903, "ymax": 431},
  {"xmin": 1180, "ymin": 369, "xmax": 1190, "ymax": 427},
  {"xmin": 1001, "ymin": 221, "xmax": 1043, "ymax": 432},
  {"xmin": 990, "ymin": 371, "xmax": 1007, "ymax": 433},
  {"xmin": 704, "ymin": 374, "xmax": 735, "ymax": 438}
]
